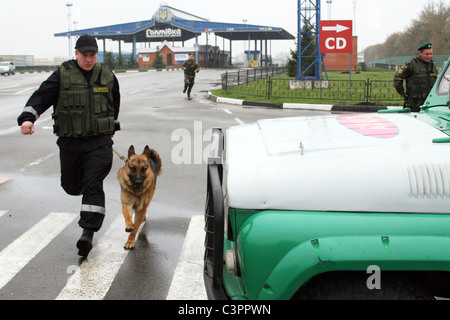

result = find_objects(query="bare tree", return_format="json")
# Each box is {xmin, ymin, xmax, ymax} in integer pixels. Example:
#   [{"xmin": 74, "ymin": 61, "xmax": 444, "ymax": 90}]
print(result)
[{"xmin": 364, "ymin": 0, "xmax": 449, "ymax": 61}]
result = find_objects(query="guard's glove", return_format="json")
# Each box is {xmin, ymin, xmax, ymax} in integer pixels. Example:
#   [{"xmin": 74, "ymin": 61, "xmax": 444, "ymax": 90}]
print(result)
[{"xmin": 114, "ymin": 120, "xmax": 121, "ymax": 132}]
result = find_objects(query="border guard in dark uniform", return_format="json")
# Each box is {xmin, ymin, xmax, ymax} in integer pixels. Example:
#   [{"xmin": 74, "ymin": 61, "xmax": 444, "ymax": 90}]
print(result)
[
  {"xmin": 394, "ymin": 42, "xmax": 438, "ymax": 112},
  {"xmin": 18, "ymin": 35, "xmax": 121, "ymax": 257},
  {"xmin": 182, "ymin": 53, "xmax": 200, "ymax": 99}
]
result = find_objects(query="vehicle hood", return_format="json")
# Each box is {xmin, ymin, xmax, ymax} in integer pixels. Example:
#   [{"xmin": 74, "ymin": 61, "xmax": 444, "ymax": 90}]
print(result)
[{"xmin": 224, "ymin": 113, "xmax": 450, "ymax": 214}]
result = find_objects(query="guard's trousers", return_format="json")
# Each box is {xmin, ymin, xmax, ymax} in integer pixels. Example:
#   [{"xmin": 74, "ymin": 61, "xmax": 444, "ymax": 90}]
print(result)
[
  {"xmin": 57, "ymin": 135, "xmax": 113, "ymax": 232},
  {"xmin": 184, "ymin": 74, "xmax": 195, "ymax": 94}
]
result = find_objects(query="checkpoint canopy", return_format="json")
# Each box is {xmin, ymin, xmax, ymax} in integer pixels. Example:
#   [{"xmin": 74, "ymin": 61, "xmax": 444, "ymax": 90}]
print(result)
[{"xmin": 54, "ymin": 4, "xmax": 295, "ymax": 65}]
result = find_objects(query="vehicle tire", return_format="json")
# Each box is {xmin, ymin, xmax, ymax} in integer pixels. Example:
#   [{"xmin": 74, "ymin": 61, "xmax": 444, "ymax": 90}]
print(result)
[{"xmin": 293, "ymin": 272, "xmax": 435, "ymax": 300}]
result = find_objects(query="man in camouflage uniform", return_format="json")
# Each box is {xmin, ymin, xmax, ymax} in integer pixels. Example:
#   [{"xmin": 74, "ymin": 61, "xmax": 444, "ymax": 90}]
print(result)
[
  {"xmin": 394, "ymin": 42, "xmax": 438, "ymax": 112},
  {"xmin": 182, "ymin": 53, "xmax": 200, "ymax": 99}
]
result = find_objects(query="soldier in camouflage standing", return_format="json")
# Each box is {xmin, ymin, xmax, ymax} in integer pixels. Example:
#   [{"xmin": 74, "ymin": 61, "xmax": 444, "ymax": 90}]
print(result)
[
  {"xmin": 394, "ymin": 42, "xmax": 438, "ymax": 112},
  {"xmin": 182, "ymin": 53, "xmax": 200, "ymax": 100}
]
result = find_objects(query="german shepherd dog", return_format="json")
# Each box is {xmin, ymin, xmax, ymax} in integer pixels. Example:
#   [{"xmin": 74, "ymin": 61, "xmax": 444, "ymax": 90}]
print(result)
[{"xmin": 118, "ymin": 146, "xmax": 162, "ymax": 250}]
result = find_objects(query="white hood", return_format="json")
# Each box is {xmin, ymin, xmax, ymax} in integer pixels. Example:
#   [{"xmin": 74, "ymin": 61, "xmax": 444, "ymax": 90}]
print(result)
[{"xmin": 224, "ymin": 114, "xmax": 450, "ymax": 214}]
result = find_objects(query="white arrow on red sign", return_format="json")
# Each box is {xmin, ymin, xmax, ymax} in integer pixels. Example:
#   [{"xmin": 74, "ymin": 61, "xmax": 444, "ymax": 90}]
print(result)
[
  {"xmin": 320, "ymin": 20, "xmax": 353, "ymax": 53},
  {"xmin": 322, "ymin": 24, "xmax": 350, "ymax": 33}
]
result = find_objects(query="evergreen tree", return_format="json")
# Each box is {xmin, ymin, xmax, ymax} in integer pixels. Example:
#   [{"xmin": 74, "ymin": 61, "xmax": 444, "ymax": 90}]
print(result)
[
  {"xmin": 104, "ymin": 51, "xmax": 115, "ymax": 70},
  {"xmin": 287, "ymin": 47, "xmax": 298, "ymax": 77},
  {"xmin": 117, "ymin": 52, "xmax": 124, "ymax": 68},
  {"xmin": 152, "ymin": 47, "xmax": 166, "ymax": 69},
  {"xmin": 128, "ymin": 49, "xmax": 138, "ymax": 68},
  {"xmin": 299, "ymin": 18, "xmax": 317, "ymax": 78},
  {"xmin": 286, "ymin": 18, "xmax": 317, "ymax": 78}
]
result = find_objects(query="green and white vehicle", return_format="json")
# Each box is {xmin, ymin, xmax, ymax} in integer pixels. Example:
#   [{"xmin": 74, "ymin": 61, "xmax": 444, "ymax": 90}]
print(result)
[{"xmin": 204, "ymin": 58, "xmax": 450, "ymax": 300}]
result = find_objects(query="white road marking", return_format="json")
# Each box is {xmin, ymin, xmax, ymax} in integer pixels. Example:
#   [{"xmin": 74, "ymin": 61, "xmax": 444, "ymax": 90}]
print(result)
[
  {"xmin": 166, "ymin": 215, "xmax": 207, "ymax": 300},
  {"xmin": 235, "ymin": 118, "xmax": 245, "ymax": 125},
  {"xmin": 16, "ymin": 87, "xmax": 37, "ymax": 95},
  {"xmin": 115, "ymin": 72, "xmax": 147, "ymax": 79},
  {"xmin": 0, "ymin": 210, "xmax": 207, "ymax": 299},
  {"xmin": 0, "ymin": 83, "xmax": 19, "ymax": 90},
  {"xmin": 56, "ymin": 215, "xmax": 144, "ymax": 300},
  {"xmin": 0, "ymin": 126, "xmax": 20, "ymax": 136},
  {"xmin": 19, "ymin": 152, "xmax": 57, "ymax": 172},
  {"xmin": 0, "ymin": 212, "xmax": 76, "ymax": 290}
]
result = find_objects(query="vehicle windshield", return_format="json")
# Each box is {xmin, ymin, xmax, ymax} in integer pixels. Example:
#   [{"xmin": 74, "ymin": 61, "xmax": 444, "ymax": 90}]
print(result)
[
  {"xmin": 0, "ymin": 62, "xmax": 10, "ymax": 66},
  {"xmin": 437, "ymin": 62, "xmax": 450, "ymax": 95}
]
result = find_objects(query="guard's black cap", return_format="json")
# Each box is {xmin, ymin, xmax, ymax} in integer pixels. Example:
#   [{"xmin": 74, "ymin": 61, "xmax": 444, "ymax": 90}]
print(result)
[{"xmin": 75, "ymin": 35, "xmax": 98, "ymax": 53}]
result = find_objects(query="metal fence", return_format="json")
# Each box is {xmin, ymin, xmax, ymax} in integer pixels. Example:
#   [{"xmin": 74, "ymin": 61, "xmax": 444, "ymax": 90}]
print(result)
[
  {"xmin": 221, "ymin": 70, "xmax": 404, "ymax": 104},
  {"xmin": 223, "ymin": 67, "xmax": 287, "ymax": 86}
]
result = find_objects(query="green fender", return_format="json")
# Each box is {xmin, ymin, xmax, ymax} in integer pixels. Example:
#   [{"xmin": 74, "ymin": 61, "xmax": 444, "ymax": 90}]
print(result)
[
  {"xmin": 234, "ymin": 211, "xmax": 450, "ymax": 300},
  {"xmin": 257, "ymin": 235, "xmax": 450, "ymax": 300}
]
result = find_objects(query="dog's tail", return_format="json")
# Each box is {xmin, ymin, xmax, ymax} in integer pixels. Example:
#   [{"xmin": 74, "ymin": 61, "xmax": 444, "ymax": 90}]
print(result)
[{"xmin": 145, "ymin": 147, "xmax": 162, "ymax": 176}]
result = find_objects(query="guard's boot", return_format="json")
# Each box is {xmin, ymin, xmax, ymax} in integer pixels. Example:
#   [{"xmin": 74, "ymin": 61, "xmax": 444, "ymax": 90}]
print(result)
[{"xmin": 77, "ymin": 229, "xmax": 94, "ymax": 257}]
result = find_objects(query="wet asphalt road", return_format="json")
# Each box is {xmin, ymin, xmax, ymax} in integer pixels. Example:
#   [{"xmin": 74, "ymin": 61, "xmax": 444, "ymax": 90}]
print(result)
[{"xmin": 0, "ymin": 68, "xmax": 327, "ymax": 300}]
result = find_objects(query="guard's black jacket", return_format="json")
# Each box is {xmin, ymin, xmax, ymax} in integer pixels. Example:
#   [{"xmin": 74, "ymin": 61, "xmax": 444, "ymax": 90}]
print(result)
[
  {"xmin": 18, "ymin": 60, "xmax": 120, "ymax": 127},
  {"xmin": 17, "ymin": 60, "xmax": 121, "ymax": 232}
]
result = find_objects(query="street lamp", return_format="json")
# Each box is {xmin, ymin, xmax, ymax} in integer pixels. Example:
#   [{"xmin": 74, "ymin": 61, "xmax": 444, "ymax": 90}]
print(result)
[
  {"xmin": 66, "ymin": 2, "xmax": 73, "ymax": 57},
  {"xmin": 326, "ymin": 0, "xmax": 333, "ymax": 20},
  {"xmin": 243, "ymin": 19, "xmax": 250, "ymax": 67}
]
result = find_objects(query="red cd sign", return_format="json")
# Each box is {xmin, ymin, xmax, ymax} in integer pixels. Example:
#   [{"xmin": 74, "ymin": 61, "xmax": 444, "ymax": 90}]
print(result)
[{"xmin": 320, "ymin": 20, "xmax": 353, "ymax": 53}]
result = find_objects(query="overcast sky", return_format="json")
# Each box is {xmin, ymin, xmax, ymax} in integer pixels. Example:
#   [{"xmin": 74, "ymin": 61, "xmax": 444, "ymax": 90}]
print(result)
[{"xmin": 0, "ymin": 0, "xmax": 432, "ymax": 59}]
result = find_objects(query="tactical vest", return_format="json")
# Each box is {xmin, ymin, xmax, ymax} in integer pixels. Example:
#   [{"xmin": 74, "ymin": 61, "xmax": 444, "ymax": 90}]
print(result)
[
  {"xmin": 406, "ymin": 57, "xmax": 438, "ymax": 99},
  {"xmin": 183, "ymin": 60, "xmax": 199, "ymax": 76},
  {"xmin": 53, "ymin": 61, "xmax": 115, "ymax": 137}
]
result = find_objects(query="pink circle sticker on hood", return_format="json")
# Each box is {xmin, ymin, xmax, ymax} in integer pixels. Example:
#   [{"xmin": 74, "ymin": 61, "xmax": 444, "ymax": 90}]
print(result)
[{"xmin": 338, "ymin": 114, "xmax": 399, "ymax": 138}]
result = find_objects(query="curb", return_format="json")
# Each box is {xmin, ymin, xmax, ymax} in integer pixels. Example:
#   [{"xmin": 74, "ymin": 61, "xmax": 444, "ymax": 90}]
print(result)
[
  {"xmin": 206, "ymin": 92, "xmax": 402, "ymax": 112},
  {"xmin": 114, "ymin": 68, "xmax": 183, "ymax": 74}
]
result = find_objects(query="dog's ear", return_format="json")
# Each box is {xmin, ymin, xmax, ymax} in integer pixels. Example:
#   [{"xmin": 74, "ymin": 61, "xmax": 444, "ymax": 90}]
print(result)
[
  {"xmin": 128, "ymin": 145, "xmax": 136, "ymax": 159},
  {"xmin": 143, "ymin": 146, "xmax": 151, "ymax": 159}
]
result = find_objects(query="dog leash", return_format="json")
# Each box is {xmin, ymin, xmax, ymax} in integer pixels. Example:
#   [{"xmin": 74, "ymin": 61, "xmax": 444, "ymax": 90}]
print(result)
[{"xmin": 113, "ymin": 148, "xmax": 127, "ymax": 163}]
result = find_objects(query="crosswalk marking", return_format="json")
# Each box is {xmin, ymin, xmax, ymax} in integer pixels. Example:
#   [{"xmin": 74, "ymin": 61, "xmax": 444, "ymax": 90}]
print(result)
[
  {"xmin": 0, "ymin": 210, "xmax": 207, "ymax": 299},
  {"xmin": 0, "ymin": 212, "xmax": 77, "ymax": 290},
  {"xmin": 166, "ymin": 215, "xmax": 207, "ymax": 300},
  {"xmin": 56, "ymin": 215, "xmax": 144, "ymax": 300}
]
